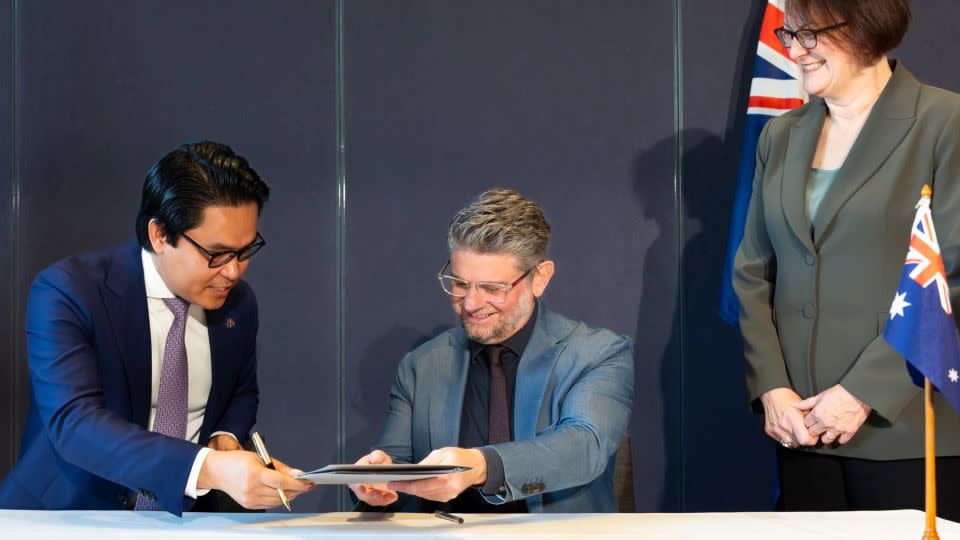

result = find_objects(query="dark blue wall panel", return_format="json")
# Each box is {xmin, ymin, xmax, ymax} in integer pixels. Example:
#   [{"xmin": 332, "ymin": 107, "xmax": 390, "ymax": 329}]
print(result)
[
  {"xmin": 894, "ymin": 1, "xmax": 960, "ymax": 91},
  {"xmin": 14, "ymin": 0, "xmax": 338, "ymax": 510},
  {"xmin": 342, "ymin": 0, "xmax": 678, "ymax": 511},
  {"xmin": 680, "ymin": 0, "xmax": 775, "ymax": 511},
  {"xmin": 0, "ymin": 0, "xmax": 14, "ymax": 473}
]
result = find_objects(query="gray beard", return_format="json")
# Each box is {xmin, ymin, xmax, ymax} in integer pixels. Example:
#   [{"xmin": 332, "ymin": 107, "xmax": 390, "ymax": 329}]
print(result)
[{"xmin": 458, "ymin": 292, "xmax": 534, "ymax": 344}]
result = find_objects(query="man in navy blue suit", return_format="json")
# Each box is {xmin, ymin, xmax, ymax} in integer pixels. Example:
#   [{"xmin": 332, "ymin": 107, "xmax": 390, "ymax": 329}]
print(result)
[{"xmin": 0, "ymin": 141, "xmax": 311, "ymax": 515}]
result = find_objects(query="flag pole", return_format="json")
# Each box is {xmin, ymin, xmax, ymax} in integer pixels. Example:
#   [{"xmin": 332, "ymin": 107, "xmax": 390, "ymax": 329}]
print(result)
[
  {"xmin": 923, "ymin": 377, "xmax": 939, "ymax": 540},
  {"xmin": 920, "ymin": 184, "xmax": 939, "ymax": 540}
]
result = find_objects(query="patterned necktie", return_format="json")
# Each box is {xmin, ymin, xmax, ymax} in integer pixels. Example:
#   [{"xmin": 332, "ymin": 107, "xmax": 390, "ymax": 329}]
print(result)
[
  {"xmin": 135, "ymin": 296, "xmax": 190, "ymax": 511},
  {"xmin": 486, "ymin": 345, "xmax": 511, "ymax": 445}
]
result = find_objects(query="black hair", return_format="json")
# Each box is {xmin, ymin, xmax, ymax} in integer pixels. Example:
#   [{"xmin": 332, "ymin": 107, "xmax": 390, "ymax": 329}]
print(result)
[{"xmin": 135, "ymin": 140, "xmax": 270, "ymax": 251}]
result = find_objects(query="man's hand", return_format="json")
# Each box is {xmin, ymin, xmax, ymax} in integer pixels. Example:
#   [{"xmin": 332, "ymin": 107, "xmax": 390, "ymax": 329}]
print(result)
[
  {"xmin": 197, "ymin": 450, "xmax": 312, "ymax": 509},
  {"xmin": 760, "ymin": 387, "xmax": 818, "ymax": 448},
  {"xmin": 387, "ymin": 447, "xmax": 487, "ymax": 503},
  {"xmin": 207, "ymin": 434, "xmax": 241, "ymax": 451},
  {"xmin": 794, "ymin": 384, "xmax": 871, "ymax": 445},
  {"xmin": 348, "ymin": 450, "xmax": 399, "ymax": 507}
]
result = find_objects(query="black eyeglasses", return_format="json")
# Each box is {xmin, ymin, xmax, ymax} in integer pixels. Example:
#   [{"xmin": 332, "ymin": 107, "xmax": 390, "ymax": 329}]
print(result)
[
  {"xmin": 774, "ymin": 22, "xmax": 847, "ymax": 49},
  {"xmin": 180, "ymin": 231, "xmax": 266, "ymax": 268},
  {"xmin": 437, "ymin": 260, "xmax": 537, "ymax": 304}
]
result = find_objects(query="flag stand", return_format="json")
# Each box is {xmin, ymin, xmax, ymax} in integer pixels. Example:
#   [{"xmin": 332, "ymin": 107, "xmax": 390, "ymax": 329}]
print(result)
[{"xmin": 923, "ymin": 377, "xmax": 939, "ymax": 540}]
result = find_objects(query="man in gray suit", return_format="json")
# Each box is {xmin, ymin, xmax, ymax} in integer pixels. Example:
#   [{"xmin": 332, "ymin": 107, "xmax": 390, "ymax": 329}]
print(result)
[{"xmin": 349, "ymin": 188, "xmax": 634, "ymax": 513}]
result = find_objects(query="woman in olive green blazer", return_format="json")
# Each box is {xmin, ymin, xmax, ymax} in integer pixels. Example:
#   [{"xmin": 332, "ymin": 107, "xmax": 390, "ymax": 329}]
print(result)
[{"xmin": 734, "ymin": 0, "xmax": 960, "ymax": 516}]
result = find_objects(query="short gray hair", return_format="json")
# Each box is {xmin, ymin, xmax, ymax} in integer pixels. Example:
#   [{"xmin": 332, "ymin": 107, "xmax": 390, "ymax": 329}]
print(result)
[{"xmin": 447, "ymin": 188, "xmax": 551, "ymax": 269}]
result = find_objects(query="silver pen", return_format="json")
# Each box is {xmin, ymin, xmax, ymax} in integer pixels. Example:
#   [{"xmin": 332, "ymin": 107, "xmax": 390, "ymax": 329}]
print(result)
[{"xmin": 251, "ymin": 431, "xmax": 292, "ymax": 511}]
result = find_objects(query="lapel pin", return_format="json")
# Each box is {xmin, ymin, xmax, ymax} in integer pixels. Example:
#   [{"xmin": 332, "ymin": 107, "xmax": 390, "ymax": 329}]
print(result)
[{"xmin": 225, "ymin": 318, "xmax": 236, "ymax": 329}]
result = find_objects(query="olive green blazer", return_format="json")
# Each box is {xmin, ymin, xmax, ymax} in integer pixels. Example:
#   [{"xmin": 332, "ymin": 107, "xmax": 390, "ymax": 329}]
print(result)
[{"xmin": 734, "ymin": 61, "xmax": 960, "ymax": 460}]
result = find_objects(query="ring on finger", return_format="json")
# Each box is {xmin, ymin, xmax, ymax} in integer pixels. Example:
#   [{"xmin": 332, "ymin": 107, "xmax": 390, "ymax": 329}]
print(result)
[{"xmin": 780, "ymin": 439, "xmax": 792, "ymax": 448}]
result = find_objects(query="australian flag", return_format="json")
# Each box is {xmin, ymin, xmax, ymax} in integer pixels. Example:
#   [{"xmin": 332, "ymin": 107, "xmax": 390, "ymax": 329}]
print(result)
[
  {"xmin": 719, "ymin": 0, "xmax": 808, "ymax": 325},
  {"xmin": 883, "ymin": 187, "xmax": 960, "ymax": 413}
]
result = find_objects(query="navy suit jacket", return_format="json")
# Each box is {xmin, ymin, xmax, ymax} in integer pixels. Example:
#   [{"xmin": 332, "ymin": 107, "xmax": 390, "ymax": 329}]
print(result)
[
  {"xmin": 0, "ymin": 240, "xmax": 259, "ymax": 515},
  {"xmin": 374, "ymin": 303, "xmax": 634, "ymax": 512}
]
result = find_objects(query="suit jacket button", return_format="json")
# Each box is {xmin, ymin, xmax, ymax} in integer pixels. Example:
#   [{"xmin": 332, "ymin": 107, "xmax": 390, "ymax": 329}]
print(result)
[
  {"xmin": 118, "ymin": 494, "xmax": 128, "ymax": 506},
  {"xmin": 804, "ymin": 253, "xmax": 816, "ymax": 266},
  {"xmin": 802, "ymin": 304, "xmax": 815, "ymax": 319}
]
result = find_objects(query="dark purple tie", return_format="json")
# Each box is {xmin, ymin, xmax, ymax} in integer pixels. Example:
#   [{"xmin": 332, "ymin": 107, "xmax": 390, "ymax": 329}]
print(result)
[
  {"xmin": 135, "ymin": 296, "xmax": 190, "ymax": 511},
  {"xmin": 486, "ymin": 345, "xmax": 511, "ymax": 445}
]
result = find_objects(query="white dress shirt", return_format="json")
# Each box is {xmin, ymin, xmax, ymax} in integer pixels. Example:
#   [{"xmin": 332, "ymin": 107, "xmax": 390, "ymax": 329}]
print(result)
[{"xmin": 141, "ymin": 250, "xmax": 235, "ymax": 499}]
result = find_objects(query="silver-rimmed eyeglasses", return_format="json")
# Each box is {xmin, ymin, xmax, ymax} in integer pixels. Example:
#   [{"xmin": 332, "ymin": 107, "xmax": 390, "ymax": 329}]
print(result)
[{"xmin": 437, "ymin": 260, "xmax": 536, "ymax": 304}]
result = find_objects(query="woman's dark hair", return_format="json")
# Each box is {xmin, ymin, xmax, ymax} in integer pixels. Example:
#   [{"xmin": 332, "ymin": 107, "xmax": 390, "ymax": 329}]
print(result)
[
  {"xmin": 784, "ymin": 0, "xmax": 910, "ymax": 65},
  {"xmin": 135, "ymin": 140, "xmax": 270, "ymax": 251}
]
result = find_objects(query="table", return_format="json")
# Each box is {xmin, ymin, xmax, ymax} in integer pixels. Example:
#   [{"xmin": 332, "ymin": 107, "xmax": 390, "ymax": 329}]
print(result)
[{"xmin": 0, "ymin": 510, "xmax": 957, "ymax": 539}]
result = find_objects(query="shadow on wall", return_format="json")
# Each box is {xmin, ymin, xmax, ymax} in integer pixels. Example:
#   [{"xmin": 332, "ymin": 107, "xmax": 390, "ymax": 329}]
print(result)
[
  {"xmin": 628, "ymin": 134, "xmax": 679, "ymax": 512},
  {"xmin": 624, "ymin": 0, "xmax": 777, "ymax": 512},
  {"xmin": 681, "ymin": 129, "xmax": 776, "ymax": 511},
  {"xmin": 346, "ymin": 323, "xmax": 450, "ymax": 455},
  {"xmin": 676, "ymin": 0, "xmax": 778, "ymax": 511},
  {"xmin": 630, "ymin": 128, "xmax": 774, "ymax": 512}
]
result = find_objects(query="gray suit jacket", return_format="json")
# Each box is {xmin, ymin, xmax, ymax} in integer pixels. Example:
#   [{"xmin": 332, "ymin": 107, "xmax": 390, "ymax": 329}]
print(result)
[
  {"xmin": 373, "ymin": 302, "xmax": 634, "ymax": 512},
  {"xmin": 734, "ymin": 61, "xmax": 960, "ymax": 459}
]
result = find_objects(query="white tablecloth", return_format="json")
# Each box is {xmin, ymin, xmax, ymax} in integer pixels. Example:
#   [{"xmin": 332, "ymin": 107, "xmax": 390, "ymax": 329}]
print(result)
[{"xmin": 0, "ymin": 509, "xmax": 957, "ymax": 539}]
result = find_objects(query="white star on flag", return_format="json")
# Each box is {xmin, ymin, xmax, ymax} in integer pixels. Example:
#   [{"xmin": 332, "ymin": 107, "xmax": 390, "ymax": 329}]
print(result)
[
  {"xmin": 949, "ymin": 369, "xmax": 959, "ymax": 383},
  {"xmin": 889, "ymin": 291, "xmax": 911, "ymax": 319}
]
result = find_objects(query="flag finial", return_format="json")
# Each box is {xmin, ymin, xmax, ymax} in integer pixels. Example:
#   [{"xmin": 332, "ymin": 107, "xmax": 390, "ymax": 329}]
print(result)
[{"xmin": 922, "ymin": 184, "xmax": 933, "ymax": 198}]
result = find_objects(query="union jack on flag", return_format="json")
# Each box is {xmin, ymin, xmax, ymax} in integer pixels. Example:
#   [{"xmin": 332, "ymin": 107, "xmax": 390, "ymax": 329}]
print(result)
[
  {"xmin": 884, "ymin": 187, "xmax": 960, "ymax": 413},
  {"xmin": 720, "ymin": 0, "xmax": 808, "ymax": 325},
  {"xmin": 904, "ymin": 201, "xmax": 951, "ymax": 315}
]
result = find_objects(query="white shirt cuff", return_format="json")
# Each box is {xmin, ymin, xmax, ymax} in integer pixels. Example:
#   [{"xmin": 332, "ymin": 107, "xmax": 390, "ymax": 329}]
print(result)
[
  {"xmin": 186, "ymin": 447, "xmax": 213, "ymax": 498},
  {"xmin": 210, "ymin": 431, "xmax": 239, "ymax": 443}
]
